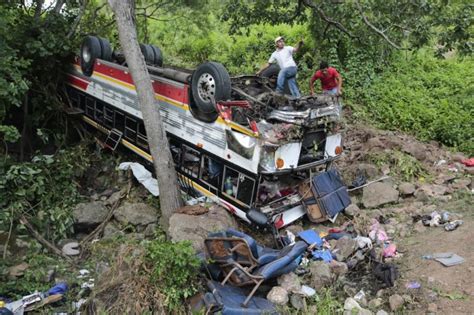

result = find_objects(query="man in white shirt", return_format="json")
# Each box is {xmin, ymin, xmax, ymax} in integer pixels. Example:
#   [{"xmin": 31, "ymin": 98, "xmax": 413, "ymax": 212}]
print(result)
[{"xmin": 257, "ymin": 36, "xmax": 303, "ymax": 98}]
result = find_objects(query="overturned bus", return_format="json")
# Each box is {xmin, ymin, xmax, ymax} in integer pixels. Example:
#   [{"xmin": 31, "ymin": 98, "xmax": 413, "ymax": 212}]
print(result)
[{"xmin": 65, "ymin": 36, "xmax": 346, "ymax": 231}]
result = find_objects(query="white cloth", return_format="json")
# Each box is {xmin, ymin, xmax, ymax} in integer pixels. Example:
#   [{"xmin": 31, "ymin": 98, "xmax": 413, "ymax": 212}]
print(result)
[
  {"xmin": 268, "ymin": 46, "xmax": 296, "ymax": 69},
  {"xmin": 118, "ymin": 162, "xmax": 159, "ymax": 196}
]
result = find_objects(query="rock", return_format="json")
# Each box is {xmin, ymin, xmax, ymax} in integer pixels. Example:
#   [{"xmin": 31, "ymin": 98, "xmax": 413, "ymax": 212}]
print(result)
[
  {"xmin": 62, "ymin": 241, "xmax": 80, "ymax": 256},
  {"xmin": 330, "ymin": 260, "xmax": 348, "ymax": 276},
  {"xmin": 402, "ymin": 142, "xmax": 427, "ymax": 161},
  {"xmin": 434, "ymin": 173, "xmax": 456, "ymax": 185},
  {"xmin": 299, "ymin": 285, "xmax": 316, "ymax": 297},
  {"xmin": 357, "ymin": 163, "xmax": 380, "ymax": 179},
  {"xmin": 376, "ymin": 311, "xmax": 389, "ymax": 315},
  {"xmin": 308, "ymin": 261, "xmax": 332, "ymax": 290},
  {"xmin": 73, "ymin": 201, "xmax": 109, "ymax": 231},
  {"xmin": 415, "ymin": 184, "xmax": 447, "ymax": 199},
  {"xmin": 104, "ymin": 191, "xmax": 122, "ymax": 206},
  {"xmin": 277, "ymin": 272, "xmax": 301, "ymax": 294},
  {"xmin": 427, "ymin": 303, "xmax": 438, "ymax": 313},
  {"xmin": 168, "ymin": 205, "xmax": 237, "ymax": 251},
  {"xmin": 333, "ymin": 237, "xmax": 357, "ymax": 261},
  {"xmin": 344, "ymin": 204, "xmax": 361, "ymax": 217},
  {"xmin": 114, "ymin": 202, "xmax": 158, "ymax": 226},
  {"xmin": 8, "ymin": 262, "xmax": 29, "ymax": 279},
  {"xmin": 451, "ymin": 153, "xmax": 466, "ymax": 162},
  {"xmin": 266, "ymin": 286, "xmax": 289, "ymax": 306},
  {"xmin": 389, "ymin": 294, "xmax": 404, "ymax": 311},
  {"xmin": 451, "ymin": 178, "xmax": 471, "ymax": 190},
  {"xmin": 358, "ymin": 309, "xmax": 373, "ymax": 315},
  {"xmin": 175, "ymin": 205, "xmax": 209, "ymax": 215},
  {"xmin": 344, "ymin": 297, "xmax": 362, "ymax": 311},
  {"xmin": 368, "ymin": 298, "xmax": 383, "ymax": 309},
  {"xmin": 102, "ymin": 223, "xmax": 124, "ymax": 239},
  {"xmin": 398, "ymin": 182, "xmax": 415, "ymax": 196},
  {"xmin": 362, "ymin": 182, "xmax": 399, "ymax": 208},
  {"xmin": 144, "ymin": 223, "xmax": 157, "ymax": 237},
  {"xmin": 43, "ymin": 269, "xmax": 56, "ymax": 283},
  {"xmin": 366, "ymin": 138, "xmax": 385, "ymax": 149},
  {"xmin": 284, "ymin": 224, "xmax": 304, "ymax": 235},
  {"xmin": 290, "ymin": 294, "xmax": 305, "ymax": 310}
]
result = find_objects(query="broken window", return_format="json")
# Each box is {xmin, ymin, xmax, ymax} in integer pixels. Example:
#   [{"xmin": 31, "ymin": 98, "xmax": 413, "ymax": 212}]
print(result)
[
  {"xmin": 169, "ymin": 138, "xmax": 182, "ymax": 165},
  {"xmin": 200, "ymin": 155, "xmax": 223, "ymax": 188},
  {"xmin": 95, "ymin": 101, "xmax": 104, "ymax": 124},
  {"xmin": 181, "ymin": 145, "xmax": 200, "ymax": 178},
  {"xmin": 222, "ymin": 166, "xmax": 255, "ymax": 206}
]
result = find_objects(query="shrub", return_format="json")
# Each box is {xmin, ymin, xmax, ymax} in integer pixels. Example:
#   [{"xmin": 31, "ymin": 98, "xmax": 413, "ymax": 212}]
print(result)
[{"xmin": 360, "ymin": 51, "xmax": 473, "ymax": 155}]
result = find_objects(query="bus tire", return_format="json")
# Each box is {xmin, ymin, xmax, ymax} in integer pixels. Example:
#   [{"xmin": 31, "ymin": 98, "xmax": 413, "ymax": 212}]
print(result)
[
  {"xmin": 150, "ymin": 45, "xmax": 163, "ymax": 67},
  {"xmin": 98, "ymin": 37, "xmax": 112, "ymax": 61},
  {"xmin": 80, "ymin": 35, "xmax": 102, "ymax": 76},
  {"xmin": 140, "ymin": 44, "xmax": 155, "ymax": 65},
  {"xmin": 191, "ymin": 62, "xmax": 231, "ymax": 121}
]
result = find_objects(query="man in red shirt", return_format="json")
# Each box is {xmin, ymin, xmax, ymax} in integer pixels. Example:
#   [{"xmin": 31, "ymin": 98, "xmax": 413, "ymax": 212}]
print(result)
[{"xmin": 309, "ymin": 61, "xmax": 343, "ymax": 96}]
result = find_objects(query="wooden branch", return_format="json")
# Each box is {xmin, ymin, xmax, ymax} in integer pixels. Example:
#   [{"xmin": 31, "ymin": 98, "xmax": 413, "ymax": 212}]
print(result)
[
  {"xmin": 79, "ymin": 191, "xmax": 125, "ymax": 245},
  {"xmin": 67, "ymin": 0, "xmax": 88, "ymax": 39},
  {"xmin": 19, "ymin": 216, "xmax": 74, "ymax": 263},
  {"xmin": 302, "ymin": 0, "xmax": 354, "ymax": 38},
  {"xmin": 354, "ymin": 0, "xmax": 403, "ymax": 49}
]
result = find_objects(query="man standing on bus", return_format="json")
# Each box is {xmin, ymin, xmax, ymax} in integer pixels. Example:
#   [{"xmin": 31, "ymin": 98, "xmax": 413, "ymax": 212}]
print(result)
[
  {"xmin": 257, "ymin": 36, "xmax": 303, "ymax": 98},
  {"xmin": 309, "ymin": 61, "xmax": 343, "ymax": 96}
]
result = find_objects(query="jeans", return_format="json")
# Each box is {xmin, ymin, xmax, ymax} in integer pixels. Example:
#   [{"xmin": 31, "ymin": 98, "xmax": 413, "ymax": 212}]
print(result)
[
  {"xmin": 323, "ymin": 87, "xmax": 338, "ymax": 95},
  {"xmin": 276, "ymin": 66, "xmax": 301, "ymax": 98}
]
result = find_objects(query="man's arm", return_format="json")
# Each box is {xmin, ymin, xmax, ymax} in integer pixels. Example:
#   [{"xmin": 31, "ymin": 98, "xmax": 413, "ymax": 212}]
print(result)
[
  {"xmin": 336, "ymin": 74, "xmax": 343, "ymax": 95},
  {"xmin": 293, "ymin": 39, "xmax": 304, "ymax": 53},
  {"xmin": 256, "ymin": 62, "xmax": 271, "ymax": 75},
  {"xmin": 309, "ymin": 75, "xmax": 318, "ymax": 96}
]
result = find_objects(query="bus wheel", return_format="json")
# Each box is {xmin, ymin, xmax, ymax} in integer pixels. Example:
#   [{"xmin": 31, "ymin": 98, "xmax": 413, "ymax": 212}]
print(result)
[
  {"xmin": 150, "ymin": 45, "xmax": 163, "ymax": 67},
  {"xmin": 140, "ymin": 44, "xmax": 155, "ymax": 65},
  {"xmin": 80, "ymin": 36, "xmax": 102, "ymax": 76},
  {"xmin": 98, "ymin": 37, "xmax": 112, "ymax": 61},
  {"xmin": 191, "ymin": 62, "xmax": 231, "ymax": 121}
]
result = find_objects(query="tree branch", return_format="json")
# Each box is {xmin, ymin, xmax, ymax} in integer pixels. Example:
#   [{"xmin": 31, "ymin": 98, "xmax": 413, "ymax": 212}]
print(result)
[
  {"xmin": 354, "ymin": 0, "xmax": 403, "ymax": 49},
  {"xmin": 302, "ymin": 0, "xmax": 354, "ymax": 38},
  {"xmin": 67, "ymin": 0, "xmax": 88, "ymax": 39}
]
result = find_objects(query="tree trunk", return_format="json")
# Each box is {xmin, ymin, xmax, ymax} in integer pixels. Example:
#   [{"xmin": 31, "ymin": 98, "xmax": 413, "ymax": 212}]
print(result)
[{"xmin": 108, "ymin": 0, "xmax": 183, "ymax": 232}]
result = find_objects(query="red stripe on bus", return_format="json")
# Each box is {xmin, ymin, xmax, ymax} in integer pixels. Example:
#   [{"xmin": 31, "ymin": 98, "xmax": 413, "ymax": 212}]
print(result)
[
  {"xmin": 93, "ymin": 61, "xmax": 190, "ymax": 104},
  {"xmin": 67, "ymin": 75, "xmax": 89, "ymax": 90}
]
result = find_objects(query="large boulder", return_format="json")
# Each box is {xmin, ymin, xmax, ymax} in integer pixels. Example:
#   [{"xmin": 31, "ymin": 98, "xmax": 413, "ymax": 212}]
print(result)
[
  {"xmin": 168, "ymin": 205, "xmax": 237, "ymax": 251},
  {"xmin": 267, "ymin": 286, "xmax": 289, "ymax": 306},
  {"xmin": 73, "ymin": 201, "xmax": 109, "ymax": 232},
  {"xmin": 333, "ymin": 237, "xmax": 357, "ymax": 261},
  {"xmin": 114, "ymin": 202, "xmax": 158, "ymax": 226},
  {"xmin": 362, "ymin": 182, "xmax": 399, "ymax": 208},
  {"xmin": 308, "ymin": 261, "xmax": 332, "ymax": 290}
]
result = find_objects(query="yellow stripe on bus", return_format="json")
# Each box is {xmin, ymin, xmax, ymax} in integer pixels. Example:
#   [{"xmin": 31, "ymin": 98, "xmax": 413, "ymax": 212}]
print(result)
[{"xmin": 87, "ymin": 68, "xmax": 256, "ymax": 138}]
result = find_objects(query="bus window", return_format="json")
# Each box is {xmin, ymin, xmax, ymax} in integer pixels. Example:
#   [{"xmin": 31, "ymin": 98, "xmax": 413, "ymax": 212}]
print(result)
[
  {"xmin": 222, "ymin": 166, "xmax": 255, "ymax": 205},
  {"xmin": 169, "ymin": 138, "xmax": 182, "ymax": 165},
  {"xmin": 182, "ymin": 145, "xmax": 200, "ymax": 178},
  {"xmin": 137, "ymin": 123, "xmax": 148, "ymax": 150},
  {"xmin": 200, "ymin": 155, "xmax": 222, "ymax": 188},
  {"xmin": 125, "ymin": 116, "xmax": 137, "ymax": 141},
  {"xmin": 115, "ymin": 111, "xmax": 125, "ymax": 132},
  {"xmin": 104, "ymin": 106, "xmax": 114, "ymax": 129},
  {"xmin": 95, "ymin": 102, "xmax": 104, "ymax": 124},
  {"xmin": 85, "ymin": 97, "xmax": 95, "ymax": 117}
]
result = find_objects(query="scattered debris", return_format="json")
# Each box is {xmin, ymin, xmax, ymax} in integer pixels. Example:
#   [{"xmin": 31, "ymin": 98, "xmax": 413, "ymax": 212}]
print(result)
[
  {"xmin": 118, "ymin": 162, "xmax": 159, "ymax": 196},
  {"xmin": 405, "ymin": 281, "xmax": 421, "ymax": 289},
  {"xmin": 62, "ymin": 241, "xmax": 80, "ymax": 256}
]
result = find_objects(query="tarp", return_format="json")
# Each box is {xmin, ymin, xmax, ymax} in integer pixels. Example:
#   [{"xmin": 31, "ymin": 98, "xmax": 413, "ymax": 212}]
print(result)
[{"xmin": 118, "ymin": 162, "xmax": 159, "ymax": 196}]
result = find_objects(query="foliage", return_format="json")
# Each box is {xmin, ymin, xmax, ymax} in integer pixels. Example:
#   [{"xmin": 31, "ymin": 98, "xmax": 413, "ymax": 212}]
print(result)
[
  {"xmin": 310, "ymin": 288, "xmax": 343, "ymax": 315},
  {"xmin": 366, "ymin": 150, "xmax": 428, "ymax": 182},
  {"xmin": 0, "ymin": 144, "xmax": 91, "ymax": 241},
  {"xmin": 0, "ymin": 252, "xmax": 71, "ymax": 300},
  {"xmin": 360, "ymin": 51, "xmax": 474, "ymax": 155},
  {"xmin": 146, "ymin": 238, "xmax": 200, "ymax": 310}
]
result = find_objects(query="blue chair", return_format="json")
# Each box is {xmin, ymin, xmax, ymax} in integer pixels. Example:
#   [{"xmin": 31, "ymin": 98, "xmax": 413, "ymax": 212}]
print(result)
[{"xmin": 204, "ymin": 229, "xmax": 308, "ymax": 307}]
